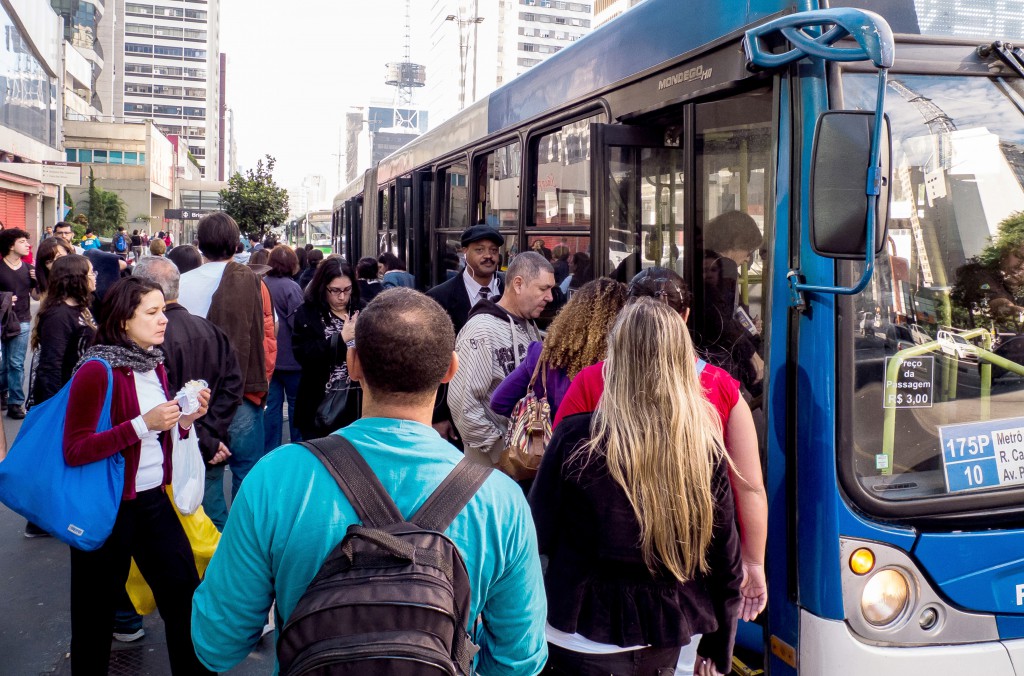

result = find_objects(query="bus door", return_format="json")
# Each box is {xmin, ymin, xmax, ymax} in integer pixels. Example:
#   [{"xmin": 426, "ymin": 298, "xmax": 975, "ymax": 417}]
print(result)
[
  {"xmin": 411, "ymin": 170, "xmax": 433, "ymax": 288},
  {"xmin": 395, "ymin": 175, "xmax": 413, "ymax": 274},
  {"xmin": 590, "ymin": 123, "xmax": 687, "ymax": 286}
]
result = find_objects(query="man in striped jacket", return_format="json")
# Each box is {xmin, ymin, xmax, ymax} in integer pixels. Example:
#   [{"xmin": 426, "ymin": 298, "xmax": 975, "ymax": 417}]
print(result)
[{"xmin": 448, "ymin": 251, "xmax": 555, "ymax": 466}]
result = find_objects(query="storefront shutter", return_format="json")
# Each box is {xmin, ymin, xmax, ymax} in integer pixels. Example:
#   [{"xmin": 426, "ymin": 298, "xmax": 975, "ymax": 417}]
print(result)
[{"xmin": 0, "ymin": 190, "xmax": 27, "ymax": 230}]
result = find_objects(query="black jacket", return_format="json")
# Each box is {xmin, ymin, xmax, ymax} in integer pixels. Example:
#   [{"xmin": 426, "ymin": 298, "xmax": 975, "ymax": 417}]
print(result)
[
  {"xmin": 33, "ymin": 303, "xmax": 94, "ymax": 405},
  {"xmin": 426, "ymin": 272, "xmax": 505, "ymax": 336},
  {"xmin": 162, "ymin": 303, "xmax": 244, "ymax": 462},
  {"xmin": 529, "ymin": 413, "xmax": 742, "ymax": 673}
]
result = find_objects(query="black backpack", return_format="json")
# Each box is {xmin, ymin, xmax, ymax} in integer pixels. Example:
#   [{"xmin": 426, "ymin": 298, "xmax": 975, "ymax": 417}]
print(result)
[{"xmin": 278, "ymin": 435, "xmax": 492, "ymax": 676}]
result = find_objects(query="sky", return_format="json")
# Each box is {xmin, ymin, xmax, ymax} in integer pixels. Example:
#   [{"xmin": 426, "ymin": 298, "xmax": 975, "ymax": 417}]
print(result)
[{"xmin": 220, "ymin": 0, "xmax": 429, "ymax": 203}]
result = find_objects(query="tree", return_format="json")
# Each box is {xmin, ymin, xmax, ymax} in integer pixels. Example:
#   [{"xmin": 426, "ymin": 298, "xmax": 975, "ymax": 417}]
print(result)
[
  {"xmin": 219, "ymin": 154, "xmax": 289, "ymax": 238},
  {"xmin": 81, "ymin": 168, "xmax": 128, "ymax": 236}
]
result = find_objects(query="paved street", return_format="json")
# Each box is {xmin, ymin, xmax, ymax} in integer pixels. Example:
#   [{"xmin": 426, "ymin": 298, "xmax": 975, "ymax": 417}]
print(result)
[{"xmin": 0, "ymin": 412, "xmax": 276, "ymax": 675}]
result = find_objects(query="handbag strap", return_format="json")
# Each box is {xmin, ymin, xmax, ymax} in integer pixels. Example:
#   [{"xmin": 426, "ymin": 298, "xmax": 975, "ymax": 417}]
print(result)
[
  {"xmin": 301, "ymin": 435, "xmax": 404, "ymax": 528},
  {"xmin": 526, "ymin": 357, "xmax": 547, "ymax": 400}
]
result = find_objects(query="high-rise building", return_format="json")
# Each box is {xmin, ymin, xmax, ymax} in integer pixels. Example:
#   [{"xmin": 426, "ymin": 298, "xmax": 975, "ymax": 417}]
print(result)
[
  {"xmin": 49, "ymin": 0, "xmax": 111, "ymax": 117},
  {"xmin": 425, "ymin": 0, "xmax": 593, "ymax": 126},
  {"xmin": 116, "ymin": 0, "xmax": 222, "ymax": 179},
  {"xmin": 594, "ymin": 0, "xmax": 642, "ymax": 27}
]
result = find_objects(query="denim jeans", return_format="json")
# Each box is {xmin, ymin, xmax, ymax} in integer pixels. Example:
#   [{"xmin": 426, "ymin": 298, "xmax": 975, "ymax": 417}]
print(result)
[
  {"xmin": 1, "ymin": 321, "xmax": 30, "ymax": 406},
  {"xmin": 202, "ymin": 463, "xmax": 229, "ymax": 531},
  {"xmin": 264, "ymin": 369, "xmax": 302, "ymax": 452},
  {"xmin": 227, "ymin": 398, "xmax": 266, "ymax": 498}
]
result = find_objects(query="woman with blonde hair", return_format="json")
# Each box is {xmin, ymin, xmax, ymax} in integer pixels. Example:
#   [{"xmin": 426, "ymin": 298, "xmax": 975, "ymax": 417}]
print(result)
[
  {"xmin": 490, "ymin": 278, "xmax": 626, "ymax": 418},
  {"xmin": 530, "ymin": 299, "xmax": 741, "ymax": 676}
]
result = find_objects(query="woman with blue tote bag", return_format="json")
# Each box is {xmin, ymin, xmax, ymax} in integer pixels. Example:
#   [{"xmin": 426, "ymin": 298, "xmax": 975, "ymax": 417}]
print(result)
[{"xmin": 63, "ymin": 277, "xmax": 213, "ymax": 675}]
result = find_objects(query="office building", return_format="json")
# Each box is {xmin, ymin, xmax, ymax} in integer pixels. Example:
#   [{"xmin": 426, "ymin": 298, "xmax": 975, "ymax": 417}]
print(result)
[
  {"xmin": 594, "ymin": 0, "xmax": 642, "ymax": 27},
  {"xmin": 1, "ymin": 0, "xmax": 65, "ymax": 235},
  {"xmin": 117, "ymin": 0, "xmax": 222, "ymax": 179},
  {"xmin": 424, "ymin": 0, "xmax": 593, "ymax": 126}
]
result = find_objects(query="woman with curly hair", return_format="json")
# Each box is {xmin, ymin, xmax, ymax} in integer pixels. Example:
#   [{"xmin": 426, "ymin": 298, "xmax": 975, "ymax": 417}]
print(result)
[{"xmin": 489, "ymin": 277, "xmax": 626, "ymax": 419}]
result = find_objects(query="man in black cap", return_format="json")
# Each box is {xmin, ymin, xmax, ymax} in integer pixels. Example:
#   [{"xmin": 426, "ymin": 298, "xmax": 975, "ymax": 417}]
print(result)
[
  {"xmin": 427, "ymin": 224, "xmax": 505, "ymax": 335},
  {"xmin": 427, "ymin": 224, "xmax": 505, "ymax": 444}
]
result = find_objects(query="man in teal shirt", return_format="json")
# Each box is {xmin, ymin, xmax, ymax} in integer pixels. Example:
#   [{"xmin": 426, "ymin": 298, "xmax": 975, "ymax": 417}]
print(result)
[{"xmin": 192, "ymin": 288, "xmax": 548, "ymax": 675}]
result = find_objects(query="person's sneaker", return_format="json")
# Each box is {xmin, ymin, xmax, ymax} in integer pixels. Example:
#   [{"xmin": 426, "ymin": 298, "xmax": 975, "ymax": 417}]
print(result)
[
  {"xmin": 23, "ymin": 522, "xmax": 50, "ymax": 538},
  {"xmin": 112, "ymin": 627, "xmax": 145, "ymax": 642},
  {"xmin": 113, "ymin": 613, "xmax": 145, "ymax": 642},
  {"xmin": 7, "ymin": 404, "xmax": 25, "ymax": 420}
]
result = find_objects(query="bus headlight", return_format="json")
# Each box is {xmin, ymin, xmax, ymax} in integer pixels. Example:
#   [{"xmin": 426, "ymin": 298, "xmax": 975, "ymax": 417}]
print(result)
[{"xmin": 860, "ymin": 568, "xmax": 910, "ymax": 626}]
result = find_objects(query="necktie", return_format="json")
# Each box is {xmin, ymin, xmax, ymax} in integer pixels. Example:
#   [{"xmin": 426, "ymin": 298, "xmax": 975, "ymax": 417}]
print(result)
[{"xmin": 478, "ymin": 287, "xmax": 490, "ymax": 302}]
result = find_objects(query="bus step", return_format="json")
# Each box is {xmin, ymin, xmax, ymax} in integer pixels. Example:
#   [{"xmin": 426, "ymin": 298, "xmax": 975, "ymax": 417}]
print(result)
[{"xmin": 732, "ymin": 656, "xmax": 764, "ymax": 676}]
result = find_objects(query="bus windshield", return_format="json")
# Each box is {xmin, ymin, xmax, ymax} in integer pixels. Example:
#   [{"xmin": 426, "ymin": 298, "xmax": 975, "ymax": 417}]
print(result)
[{"xmin": 841, "ymin": 72, "xmax": 1024, "ymax": 512}]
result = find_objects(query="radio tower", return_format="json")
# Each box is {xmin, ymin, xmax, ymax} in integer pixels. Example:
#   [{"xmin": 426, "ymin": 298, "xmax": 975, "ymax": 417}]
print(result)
[{"xmin": 384, "ymin": 0, "xmax": 426, "ymax": 132}]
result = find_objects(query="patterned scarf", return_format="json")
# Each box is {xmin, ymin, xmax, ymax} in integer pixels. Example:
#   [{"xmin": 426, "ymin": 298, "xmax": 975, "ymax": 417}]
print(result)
[{"xmin": 73, "ymin": 343, "xmax": 165, "ymax": 376}]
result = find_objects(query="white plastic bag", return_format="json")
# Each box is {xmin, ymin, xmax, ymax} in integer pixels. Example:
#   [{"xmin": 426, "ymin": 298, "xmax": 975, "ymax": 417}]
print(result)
[{"xmin": 171, "ymin": 428, "xmax": 205, "ymax": 515}]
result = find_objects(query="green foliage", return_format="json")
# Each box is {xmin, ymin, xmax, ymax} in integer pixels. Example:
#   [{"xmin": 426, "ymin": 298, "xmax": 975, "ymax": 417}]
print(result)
[
  {"xmin": 81, "ymin": 168, "xmax": 128, "ymax": 236},
  {"xmin": 219, "ymin": 155, "xmax": 289, "ymax": 238},
  {"xmin": 979, "ymin": 211, "xmax": 1024, "ymax": 266}
]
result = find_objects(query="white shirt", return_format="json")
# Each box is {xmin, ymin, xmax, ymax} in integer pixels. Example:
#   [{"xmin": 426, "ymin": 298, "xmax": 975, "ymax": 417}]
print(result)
[
  {"xmin": 131, "ymin": 369, "xmax": 167, "ymax": 492},
  {"xmin": 462, "ymin": 267, "xmax": 498, "ymax": 308},
  {"xmin": 178, "ymin": 261, "xmax": 229, "ymax": 318},
  {"xmin": 544, "ymin": 624, "xmax": 646, "ymax": 654}
]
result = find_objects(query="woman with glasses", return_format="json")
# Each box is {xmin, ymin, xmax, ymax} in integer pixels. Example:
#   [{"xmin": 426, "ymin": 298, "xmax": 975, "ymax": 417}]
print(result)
[{"xmin": 291, "ymin": 257, "xmax": 364, "ymax": 439}]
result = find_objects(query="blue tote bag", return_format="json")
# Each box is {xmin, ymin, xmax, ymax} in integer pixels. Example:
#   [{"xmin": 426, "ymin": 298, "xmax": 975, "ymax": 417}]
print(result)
[{"xmin": 0, "ymin": 358, "xmax": 124, "ymax": 550}]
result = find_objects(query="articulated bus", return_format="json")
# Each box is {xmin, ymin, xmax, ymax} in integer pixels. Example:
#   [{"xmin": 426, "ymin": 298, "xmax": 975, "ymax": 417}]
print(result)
[
  {"xmin": 333, "ymin": 1, "xmax": 1024, "ymax": 672},
  {"xmin": 295, "ymin": 209, "xmax": 334, "ymax": 253}
]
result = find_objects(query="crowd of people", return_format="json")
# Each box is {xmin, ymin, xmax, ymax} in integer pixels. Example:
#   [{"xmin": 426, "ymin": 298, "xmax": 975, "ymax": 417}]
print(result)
[{"xmin": 4, "ymin": 213, "xmax": 768, "ymax": 675}]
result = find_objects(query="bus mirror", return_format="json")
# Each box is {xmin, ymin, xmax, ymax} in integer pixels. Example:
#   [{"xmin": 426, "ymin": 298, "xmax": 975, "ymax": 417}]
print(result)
[{"xmin": 810, "ymin": 111, "xmax": 891, "ymax": 260}]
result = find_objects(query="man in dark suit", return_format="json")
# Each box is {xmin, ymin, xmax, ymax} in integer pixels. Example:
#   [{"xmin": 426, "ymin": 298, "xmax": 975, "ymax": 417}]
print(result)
[
  {"xmin": 427, "ymin": 224, "xmax": 506, "ymax": 443},
  {"xmin": 427, "ymin": 224, "xmax": 505, "ymax": 335}
]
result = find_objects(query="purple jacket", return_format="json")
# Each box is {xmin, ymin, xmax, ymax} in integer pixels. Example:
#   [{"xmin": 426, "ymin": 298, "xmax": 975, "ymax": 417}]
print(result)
[{"xmin": 489, "ymin": 341, "xmax": 572, "ymax": 418}]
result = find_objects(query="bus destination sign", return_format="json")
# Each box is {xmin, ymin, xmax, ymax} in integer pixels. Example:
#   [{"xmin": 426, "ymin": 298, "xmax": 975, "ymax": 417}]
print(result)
[{"xmin": 939, "ymin": 416, "xmax": 1024, "ymax": 493}]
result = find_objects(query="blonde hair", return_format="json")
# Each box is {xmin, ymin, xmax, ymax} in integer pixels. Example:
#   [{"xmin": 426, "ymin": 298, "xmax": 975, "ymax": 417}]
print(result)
[
  {"xmin": 587, "ymin": 298, "xmax": 726, "ymax": 582},
  {"xmin": 539, "ymin": 278, "xmax": 626, "ymax": 378}
]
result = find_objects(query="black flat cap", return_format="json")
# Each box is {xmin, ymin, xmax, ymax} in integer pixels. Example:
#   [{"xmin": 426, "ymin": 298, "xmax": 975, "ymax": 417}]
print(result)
[{"xmin": 460, "ymin": 224, "xmax": 504, "ymax": 248}]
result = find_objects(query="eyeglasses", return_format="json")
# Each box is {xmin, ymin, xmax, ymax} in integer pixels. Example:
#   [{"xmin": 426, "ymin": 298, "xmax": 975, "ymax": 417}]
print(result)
[{"xmin": 326, "ymin": 286, "xmax": 352, "ymax": 296}]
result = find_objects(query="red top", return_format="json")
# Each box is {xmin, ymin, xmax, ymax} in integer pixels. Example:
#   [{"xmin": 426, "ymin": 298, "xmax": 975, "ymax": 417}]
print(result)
[
  {"xmin": 63, "ymin": 360, "xmax": 187, "ymax": 500},
  {"xmin": 553, "ymin": 359, "xmax": 740, "ymax": 434}
]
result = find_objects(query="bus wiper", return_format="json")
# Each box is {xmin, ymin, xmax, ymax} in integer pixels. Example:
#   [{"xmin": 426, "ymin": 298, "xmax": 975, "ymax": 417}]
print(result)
[{"xmin": 977, "ymin": 41, "xmax": 1024, "ymax": 79}]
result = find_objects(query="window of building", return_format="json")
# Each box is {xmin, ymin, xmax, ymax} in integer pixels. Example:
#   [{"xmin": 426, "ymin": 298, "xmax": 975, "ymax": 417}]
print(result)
[
  {"xmin": 154, "ymin": 6, "xmax": 184, "ymax": 18},
  {"xmin": 154, "ymin": 65, "xmax": 184, "ymax": 77},
  {"xmin": 184, "ymin": 88, "xmax": 205, "ymax": 98},
  {"xmin": 66, "ymin": 149, "xmax": 76, "ymax": 162},
  {"xmin": 154, "ymin": 26, "xmax": 184, "ymax": 38},
  {"xmin": 184, "ymin": 9, "xmax": 207, "ymax": 20},
  {"xmin": 124, "ymin": 63, "xmax": 154, "ymax": 75},
  {"xmin": 126, "ymin": 83, "xmax": 153, "ymax": 95},
  {"xmin": 93, "ymin": 150, "xmax": 107, "ymax": 163},
  {"xmin": 184, "ymin": 68, "xmax": 206, "ymax": 78},
  {"xmin": 77, "ymin": 150, "xmax": 92, "ymax": 163},
  {"xmin": 184, "ymin": 107, "xmax": 205, "ymax": 118},
  {"xmin": 108, "ymin": 151, "xmax": 123, "ymax": 165},
  {"xmin": 154, "ymin": 45, "xmax": 184, "ymax": 57},
  {"xmin": 184, "ymin": 48, "xmax": 206, "ymax": 60},
  {"xmin": 125, "ymin": 3, "xmax": 154, "ymax": 16},
  {"xmin": 125, "ymin": 43, "xmax": 153, "ymax": 55},
  {"xmin": 124, "ymin": 152, "xmax": 138, "ymax": 165},
  {"xmin": 125, "ymin": 23, "xmax": 154, "ymax": 36},
  {"xmin": 154, "ymin": 105, "xmax": 182, "ymax": 116},
  {"xmin": 139, "ymin": 153, "xmax": 146, "ymax": 165},
  {"xmin": 124, "ymin": 102, "xmax": 153, "ymax": 114},
  {"xmin": 183, "ymin": 28, "xmax": 207, "ymax": 40}
]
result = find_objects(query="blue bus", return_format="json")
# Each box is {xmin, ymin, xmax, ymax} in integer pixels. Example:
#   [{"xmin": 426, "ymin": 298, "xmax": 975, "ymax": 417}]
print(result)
[{"xmin": 334, "ymin": 1, "xmax": 1024, "ymax": 672}]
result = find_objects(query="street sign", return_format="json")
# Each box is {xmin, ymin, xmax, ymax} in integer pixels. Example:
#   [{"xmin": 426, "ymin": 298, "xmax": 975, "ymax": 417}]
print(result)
[
  {"xmin": 41, "ymin": 161, "xmax": 82, "ymax": 186},
  {"xmin": 164, "ymin": 208, "xmax": 215, "ymax": 220}
]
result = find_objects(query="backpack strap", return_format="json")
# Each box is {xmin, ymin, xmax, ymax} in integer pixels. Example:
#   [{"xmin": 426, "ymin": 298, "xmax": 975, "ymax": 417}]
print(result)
[
  {"xmin": 696, "ymin": 358, "xmax": 707, "ymax": 375},
  {"xmin": 410, "ymin": 458, "xmax": 492, "ymax": 532},
  {"xmin": 301, "ymin": 435, "xmax": 404, "ymax": 528}
]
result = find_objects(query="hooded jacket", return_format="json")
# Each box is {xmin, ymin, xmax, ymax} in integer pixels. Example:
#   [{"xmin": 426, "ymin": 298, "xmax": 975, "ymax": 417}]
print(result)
[{"xmin": 448, "ymin": 298, "xmax": 542, "ymax": 461}]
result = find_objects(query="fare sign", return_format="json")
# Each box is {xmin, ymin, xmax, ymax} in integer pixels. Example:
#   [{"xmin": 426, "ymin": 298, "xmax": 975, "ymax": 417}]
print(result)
[{"xmin": 939, "ymin": 416, "xmax": 1024, "ymax": 493}]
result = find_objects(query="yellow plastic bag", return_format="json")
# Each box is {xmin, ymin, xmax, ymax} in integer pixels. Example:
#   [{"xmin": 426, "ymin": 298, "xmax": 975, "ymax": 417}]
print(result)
[{"xmin": 126, "ymin": 487, "xmax": 221, "ymax": 615}]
